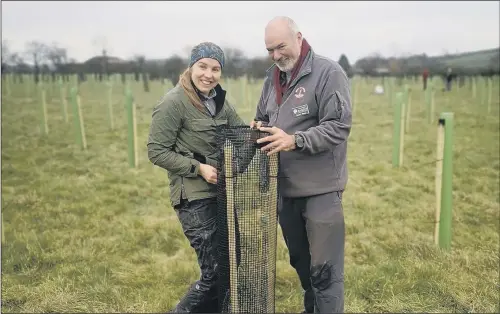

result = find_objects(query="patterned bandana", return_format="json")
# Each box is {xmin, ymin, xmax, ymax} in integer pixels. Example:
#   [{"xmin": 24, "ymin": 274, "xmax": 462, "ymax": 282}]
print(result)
[{"xmin": 189, "ymin": 42, "xmax": 225, "ymax": 68}]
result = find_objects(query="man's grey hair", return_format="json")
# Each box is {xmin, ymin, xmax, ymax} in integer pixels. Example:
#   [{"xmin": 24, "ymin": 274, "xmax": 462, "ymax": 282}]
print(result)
[{"xmin": 270, "ymin": 16, "xmax": 301, "ymax": 36}]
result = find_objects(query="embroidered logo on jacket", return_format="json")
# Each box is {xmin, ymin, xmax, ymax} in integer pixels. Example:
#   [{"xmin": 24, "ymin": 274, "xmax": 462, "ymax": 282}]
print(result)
[
  {"xmin": 292, "ymin": 104, "xmax": 309, "ymax": 117},
  {"xmin": 294, "ymin": 86, "xmax": 306, "ymax": 98}
]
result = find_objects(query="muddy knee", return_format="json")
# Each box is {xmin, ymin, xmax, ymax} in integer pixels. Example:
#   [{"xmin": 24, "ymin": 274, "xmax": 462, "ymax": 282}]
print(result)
[{"xmin": 310, "ymin": 261, "xmax": 344, "ymax": 290}]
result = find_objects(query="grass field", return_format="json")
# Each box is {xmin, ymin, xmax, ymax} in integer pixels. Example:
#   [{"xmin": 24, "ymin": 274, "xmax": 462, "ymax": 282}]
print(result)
[{"xmin": 1, "ymin": 74, "xmax": 499, "ymax": 313}]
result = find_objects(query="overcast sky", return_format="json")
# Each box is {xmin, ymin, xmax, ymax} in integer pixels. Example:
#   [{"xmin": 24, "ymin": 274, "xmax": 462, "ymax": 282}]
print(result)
[{"xmin": 2, "ymin": 1, "xmax": 499, "ymax": 63}]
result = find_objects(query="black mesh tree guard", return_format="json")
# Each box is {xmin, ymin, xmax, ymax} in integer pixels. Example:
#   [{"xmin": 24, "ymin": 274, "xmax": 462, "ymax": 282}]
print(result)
[{"xmin": 215, "ymin": 126, "xmax": 280, "ymax": 313}]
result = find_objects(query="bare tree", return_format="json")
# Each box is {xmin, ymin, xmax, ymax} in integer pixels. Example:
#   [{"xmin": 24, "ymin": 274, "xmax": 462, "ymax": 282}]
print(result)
[
  {"xmin": 92, "ymin": 36, "xmax": 110, "ymax": 81},
  {"xmin": 134, "ymin": 55, "xmax": 149, "ymax": 92},
  {"xmin": 164, "ymin": 54, "xmax": 187, "ymax": 86},
  {"xmin": 489, "ymin": 51, "xmax": 500, "ymax": 74},
  {"xmin": 46, "ymin": 43, "xmax": 68, "ymax": 82},
  {"xmin": 2, "ymin": 40, "xmax": 10, "ymax": 63},
  {"xmin": 100, "ymin": 49, "xmax": 108, "ymax": 81},
  {"xmin": 246, "ymin": 56, "xmax": 273, "ymax": 82},
  {"xmin": 355, "ymin": 52, "xmax": 383, "ymax": 76},
  {"xmin": 8, "ymin": 53, "xmax": 27, "ymax": 83},
  {"xmin": 338, "ymin": 54, "xmax": 353, "ymax": 78},
  {"xmin": 2, "ymin": 40, "xmax": 11, "ymax": 80},
  {"xmin": 25, "ymin": 41, "xmax": 49, "ymax": 84}
]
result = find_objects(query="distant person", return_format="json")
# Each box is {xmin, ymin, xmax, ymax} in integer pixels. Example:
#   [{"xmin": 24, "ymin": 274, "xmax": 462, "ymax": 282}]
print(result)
[
  {"xmin": 250, "ymin": 16, "xmax": 352, "ymax": 313},
  {"xmin": 423, "ymin": 68, "xmax": 429, "ymax": 90},
  {"xmin": 445, "ymin": 67, "xmax": 453, "ymax": 91},
  {"xmin": 147, "ymin": 42, "xmax": 246, "ymax": 313}
]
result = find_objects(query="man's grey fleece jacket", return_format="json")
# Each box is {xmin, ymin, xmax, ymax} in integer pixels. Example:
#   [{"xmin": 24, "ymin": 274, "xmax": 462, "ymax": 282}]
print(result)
[{"xmin": 254, "ymin": 49, "xmax": 352, "ymax": 198}]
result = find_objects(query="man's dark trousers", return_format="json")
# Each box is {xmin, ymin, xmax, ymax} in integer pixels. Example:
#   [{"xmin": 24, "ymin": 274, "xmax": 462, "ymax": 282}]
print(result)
[{"xmin": 278, "ymin": 190, "xmax": 345, "ymax": 313}]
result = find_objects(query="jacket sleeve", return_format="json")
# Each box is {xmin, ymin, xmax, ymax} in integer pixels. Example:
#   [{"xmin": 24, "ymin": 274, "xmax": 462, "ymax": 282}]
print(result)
[
  {"xmin": 254, "ymin": 76, "xmax": 271, "ymax": 125},
  {"xmin": 296, "ymin": 68, "xmax": 352, "ymax": 155},
  {"xmin": 147, "ymin": 97, "xmax": 200, "ymax": 177}
]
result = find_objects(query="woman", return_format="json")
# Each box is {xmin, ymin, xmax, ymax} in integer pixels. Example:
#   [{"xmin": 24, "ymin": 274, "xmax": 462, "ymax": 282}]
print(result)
[{"xmin": 147, "ymin": 42, "xmax": 247, "ymax": 313}]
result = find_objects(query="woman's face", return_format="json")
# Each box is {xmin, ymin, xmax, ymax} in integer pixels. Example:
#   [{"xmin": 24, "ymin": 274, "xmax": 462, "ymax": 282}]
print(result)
[{"xmin": 190, "ymin": 58, "xmax": 222, "ymax": 95}]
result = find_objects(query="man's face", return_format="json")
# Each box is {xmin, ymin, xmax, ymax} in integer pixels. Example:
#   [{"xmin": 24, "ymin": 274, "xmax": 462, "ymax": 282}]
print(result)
[
  {"xmin": 265, "ymin": 25, "xmax": 302, "ymax": 72},
  {"xmin": 190, "ymin": 58, "xmax": 222, "ymax": 95}
]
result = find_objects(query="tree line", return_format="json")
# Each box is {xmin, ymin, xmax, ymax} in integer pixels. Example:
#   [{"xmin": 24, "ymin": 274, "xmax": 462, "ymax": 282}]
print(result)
[{"xmin": 2, "ymin": 40, "xmax": 498, "ymax": 92}]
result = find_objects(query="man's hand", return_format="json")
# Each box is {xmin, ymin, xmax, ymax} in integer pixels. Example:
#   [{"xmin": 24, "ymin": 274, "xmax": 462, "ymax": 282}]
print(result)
[
  {"xmin": 256, "ymin": 126, "xmax": 296, "ymax": 156},
  {"xmin": 250, "ymin": 120, "xmax": 263, "ymax": 129},
  {"xmin": 199, "ymin": 163, "xmax": 217, "ymax": 184}
]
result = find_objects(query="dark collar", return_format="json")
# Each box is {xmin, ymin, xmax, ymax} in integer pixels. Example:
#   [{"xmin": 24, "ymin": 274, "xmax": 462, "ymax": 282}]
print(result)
[
  {"xmin": 190, "ymin": 79, "xmax": 226, "ymax": 115},
  {"xmin": 213, "ymin": 84, "xmax": 226, "ymax": 115}
]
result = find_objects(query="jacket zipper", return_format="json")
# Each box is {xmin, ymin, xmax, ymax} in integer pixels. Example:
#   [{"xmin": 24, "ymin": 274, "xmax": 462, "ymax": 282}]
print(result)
[{"xmin": 181, "ymin": 177, "xmax": 187, "ymax": 201}]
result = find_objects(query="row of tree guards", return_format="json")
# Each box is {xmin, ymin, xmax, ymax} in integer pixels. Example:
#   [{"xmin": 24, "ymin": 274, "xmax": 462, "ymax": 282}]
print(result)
[
  {"xmin": 350, "ymin": 75, "xmax": 494, "ymax": 116},
  {"xmin": 392, "ymin": 88, "xmax": 455, "ymax": 251},
  {"xmin": 386, "ymin": 76, "xmax": 496, "ymax": 251},
  {"xmin": 360, "ymin": 75, "xmax": 493, "ymax": 249},
  {"xmin": 2, "ymin": 72, "xmax": 496, "ymax": 108},
  {"xmin": 32, "ymin": 80, "xmax": 138, "ymax": 169},
  {"xmin": 3, "ymin": 74, "xmax": 498, "ymax": 251}
]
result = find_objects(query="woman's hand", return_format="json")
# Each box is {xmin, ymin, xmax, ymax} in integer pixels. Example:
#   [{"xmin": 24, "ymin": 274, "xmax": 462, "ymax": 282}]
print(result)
[{"xmin": 199, "ymin": 164, "xmax": 217, "ymax": 184}]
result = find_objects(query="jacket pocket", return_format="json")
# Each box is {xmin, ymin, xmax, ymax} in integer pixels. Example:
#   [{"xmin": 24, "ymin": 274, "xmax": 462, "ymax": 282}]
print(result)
[
  {"xmin": 184, "ymin": 118, "xmax": 228, "ymax": 151},
  {"xmin": 334, "ymin": 91, "xmax": 346, "ymax": 120},
  {"xmin": 188, "ymin": 118, "xmax": 215, "ymax": 131}
]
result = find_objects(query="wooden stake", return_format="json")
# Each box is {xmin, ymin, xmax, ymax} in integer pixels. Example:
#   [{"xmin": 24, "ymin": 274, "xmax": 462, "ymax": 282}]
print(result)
[
  {"xmin": 40, "ymin": 88, "xmax": 49, "ymax": 135},
  {"xmin": 225, "ymin": 140, "xmax": 238, "ymax": 313},
  {"xmin": 434, "ymin": 119, "xmax": 445, "ymax": 244}
]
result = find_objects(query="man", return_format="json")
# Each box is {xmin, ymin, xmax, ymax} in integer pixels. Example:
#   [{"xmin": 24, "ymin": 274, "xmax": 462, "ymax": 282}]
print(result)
[
  {"xmin": 250, "ymin": 16, "xmax": 352, "ymax": 313},
  {"xmin": 445, "ymin": 67, "xmax": 453, "ymax": 91},
  {"xmin": 423, "ymin": 68, "xmax": 429, "ymax": 90}
]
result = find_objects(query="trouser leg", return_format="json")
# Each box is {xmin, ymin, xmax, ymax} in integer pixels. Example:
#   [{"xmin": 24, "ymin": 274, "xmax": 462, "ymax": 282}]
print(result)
[
  {"xmin": 278, "ymin": 197, "xmax": 315, "ymax": 313},
  {"xmin": 304, "ymin": 191, "xmax": 345, "ymax": 313},
  {"xmin": 215, "ymin": 204, "xmax": 243, "ymax": 313},
  {"xmin": 171, "ymin": 198, "xmax": 219, "ymax": 313}
]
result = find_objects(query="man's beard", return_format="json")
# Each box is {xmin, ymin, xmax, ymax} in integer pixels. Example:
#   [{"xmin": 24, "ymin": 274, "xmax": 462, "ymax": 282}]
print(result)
[{"xmin": 275, "ymin": 56, "xmax": 298, "ymax": 72}]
